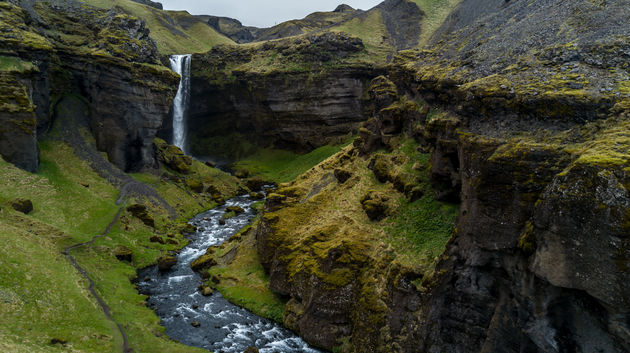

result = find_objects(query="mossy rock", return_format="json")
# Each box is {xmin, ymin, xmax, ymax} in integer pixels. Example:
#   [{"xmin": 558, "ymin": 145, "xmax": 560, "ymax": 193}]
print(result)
[
  {"xmin": 334, "ymin": 168, "xmax": 353, "ymax": 184},
  {"xmin": 226, "ymin": 205, "xmax": 245, "ymax": 214},
  {"xmin": 199, "ymin": 285, "xmax": 213, "ymax": 296},
  {"xmin": 243, "ymin": 347, "xmax": 259, "ymax": 353},
  {"xmin": 234, "ymin": 169, "xmax": 250, "ymax": 178},
  {"xmin": 249, "ymin": 191, "xmax": 265, "ymax": 200},
  {"xmin": 191, "ymin": 251, "xmax": 218, "ymax": 272},
  {"xmin": 113, "ymin": 246, "xmax": 133, "ymax": 262},
  {"xmin": 157, "ymin": 254, "xmax": 177, "ymax": 271},
  {"xmin": 185, "ymin": 178, "xmax": 204, "ymax": 193},
  {"xmin": 369, "ymin": 154, "xmax": 393, "ymax": 183},
  {"xmin": 155, "ymin": 138, "xmax": 192, "ymax": 173},
  {"xmin": 360, "ymin": 191, "xmax": 390, "ymax": 221},
  {"xmin": 393, "ymin": 172, "xmax": 418, "ymax": 195},
  {"xmin": 10, "ymin": 198, "xmax": 33, "ymax": 214},
  {"xmin": 126, "ymin": 204, "xmax": 155, "ymax": 227},
  {"xmin": 267, "ymin": 193, "xmax": 287, "ymax": 210},
  {"xmin": 149, "ymin": 235, "xmax": 165, "ymax": 244},
  {"xmin": 245, "ymin": 176, "xmax": 266, "ymax": 191}
]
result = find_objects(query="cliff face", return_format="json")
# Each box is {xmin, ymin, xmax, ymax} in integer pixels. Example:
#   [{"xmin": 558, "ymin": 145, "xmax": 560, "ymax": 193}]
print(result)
[
  {"xmin": 253, "ymin": 0, "xmax": 630, "ymax": 352},
  {"xmin": 0, "ymin": 1, "xmax": 178, "ymax": 173},
  {"xmin": 185, "ymin": 33, "xmax": 384, "ymax": 159}
]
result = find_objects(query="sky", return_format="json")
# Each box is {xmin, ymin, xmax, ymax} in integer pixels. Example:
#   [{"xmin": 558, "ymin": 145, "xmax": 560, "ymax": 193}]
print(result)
[{"xmin": 158, "ymin": 0, "xmax": 383, "ymax": 28}]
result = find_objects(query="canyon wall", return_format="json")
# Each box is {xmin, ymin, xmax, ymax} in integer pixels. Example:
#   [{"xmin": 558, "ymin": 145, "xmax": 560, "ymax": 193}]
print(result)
[
  {"xmin": 185, "ymin": 33, "xmax": 385, "ymax": 159},
  {"xmin": 254, "ymin": 0, "xmax": 630, "ymax": 351},
  {"xmin": 0, "ymin": 1, "xmax": 177, "ymax": 173}
]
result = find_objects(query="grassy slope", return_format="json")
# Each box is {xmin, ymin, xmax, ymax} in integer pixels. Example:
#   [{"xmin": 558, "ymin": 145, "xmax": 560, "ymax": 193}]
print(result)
[
  {"xmin": 0, "ymin": 138, "xmax": 241, "ymax": 352},
  {"xmin": 330, "ymin": 10, "xmax": 391, "ymax": 65},
  {"xmin": 411, "ymin": 0, "xmax": 462, "ymax": 45},
  {"xmin": 202, "ymin": 217, "xmax": 286, "ymax": 323},
  {"xmin": 233, "ymin": 143, "xmax": 351, "ymax": 183},
  {"xmin": 79, "ymin": 0, "xmax": 233, "ymax": 54}
]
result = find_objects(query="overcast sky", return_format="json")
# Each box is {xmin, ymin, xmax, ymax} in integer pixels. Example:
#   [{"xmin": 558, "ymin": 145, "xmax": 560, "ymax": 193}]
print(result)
[{"xmin": 159, "ymin": 0, "xmax": 383, "ymax": 28}]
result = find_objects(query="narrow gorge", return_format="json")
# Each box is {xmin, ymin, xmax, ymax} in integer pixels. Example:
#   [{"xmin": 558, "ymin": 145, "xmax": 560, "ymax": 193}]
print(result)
[{"xmin": 0, "ymin": 0, "xmax": 628, "ymax": 352}]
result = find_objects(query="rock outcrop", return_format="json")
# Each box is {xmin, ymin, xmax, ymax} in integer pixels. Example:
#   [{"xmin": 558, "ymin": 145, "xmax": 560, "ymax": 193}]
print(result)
[
  {"xmin": 0, "ymin": 1, "xmax": 177, "ymax": 172},
  {"xmin": 185, "ymin": 33, "xmax": 383, "ymax": 159}
]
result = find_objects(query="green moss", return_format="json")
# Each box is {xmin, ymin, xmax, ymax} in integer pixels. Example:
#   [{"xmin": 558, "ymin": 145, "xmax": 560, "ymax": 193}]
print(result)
[
  {"xmin": 518, "ymin": 222, "xmax": 537, "ymax": 254},
  {"xmin": 203, "ymin": 221, "xmax": 286, "ymax": 323},
  {"xmin": 78, "ymin": 0, "xmax": 233, "ymax": 54},
  {"xmin": 233, "ymin": 142, "xmax": 352, "ymax": 183},
  {"xmin": 0, "ymin": 56, "xmax": 37, "ymax": 73}
]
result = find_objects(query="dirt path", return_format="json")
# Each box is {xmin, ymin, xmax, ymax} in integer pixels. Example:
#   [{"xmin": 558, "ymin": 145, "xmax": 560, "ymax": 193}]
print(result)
[{"xmin": 63, "ymin": 208, "xmax": 132, "ymax": 353}]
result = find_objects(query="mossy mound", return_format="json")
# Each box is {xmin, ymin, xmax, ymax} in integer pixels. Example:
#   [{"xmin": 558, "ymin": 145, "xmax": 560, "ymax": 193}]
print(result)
[{"xmin": 155, "ymin": 138, "xmax": 192, "ymax": 174}]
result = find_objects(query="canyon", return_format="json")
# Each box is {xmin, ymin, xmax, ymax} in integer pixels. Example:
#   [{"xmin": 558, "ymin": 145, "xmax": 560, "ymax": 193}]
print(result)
[{"xmin": 0, "ymin": 0, "xmax": 628, "ymax": 352}]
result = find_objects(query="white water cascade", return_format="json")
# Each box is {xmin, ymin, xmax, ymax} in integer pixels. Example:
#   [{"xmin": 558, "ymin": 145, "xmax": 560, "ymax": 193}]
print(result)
[{"xmin": 169, "ymin": 54, "xmax": 192, "ymax": 153}]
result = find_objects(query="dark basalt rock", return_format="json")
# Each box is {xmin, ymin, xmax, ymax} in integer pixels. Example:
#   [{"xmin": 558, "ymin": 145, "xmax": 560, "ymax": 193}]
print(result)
[{"xmin": 10, "ymin": 198, "xmax": 33, "ymax": 214}]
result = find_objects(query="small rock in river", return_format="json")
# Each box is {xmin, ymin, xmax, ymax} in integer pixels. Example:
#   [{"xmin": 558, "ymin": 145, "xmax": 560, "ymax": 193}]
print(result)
[{"xmin": 191, "ymin": 321, "xmax": 201, "ymax": 328}]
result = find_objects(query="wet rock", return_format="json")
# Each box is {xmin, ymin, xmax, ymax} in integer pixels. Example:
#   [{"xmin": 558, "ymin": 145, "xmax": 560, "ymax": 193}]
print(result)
[
  {"xmin": 113, "ymin": 246, "xmax": 133, "ymax": 262},
  {"xmin": 127, "ymin": 204, "xmax": 155, "ymax": 227},
  {"xmin": 245, "ymin": 176, "xmax": 266, "ymax": 190},
  {"xmin": 218, "ymin": 218, "xmax": 226, "ymax": 225},
  {"xmin": 199, "ymin": 285, "xmax": 213, "ymax": 296},
  {"xmin": 226, "ymin": 206, "xmax": 244, "ymax": 214},
  {"xmin": 249, "ymin": 192, "xmax": 265, "ymax": 200},
  {"xmin": 190, "ymin": 321, "xmax": 201, "ymax": 328},
  {"xmin": 243, "ymin": 347, "xmax": 259, "ymax": 353},
  {"xmin": 157, "ymin": 254, "xmax": 177, "ymax": 271},
  {"xmin": 10, "ymin": 198, "xmax": 33, "ymax": 214},
  {"xmin": 190, "ymin": 251, "xmax": 217, "ymax": 272}
]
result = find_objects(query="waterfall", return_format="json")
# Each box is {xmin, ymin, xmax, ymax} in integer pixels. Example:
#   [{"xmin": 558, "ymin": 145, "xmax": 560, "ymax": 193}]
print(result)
[{"xmin": 169, "ymin": 54, "xmax": 192, "ymax": 154}]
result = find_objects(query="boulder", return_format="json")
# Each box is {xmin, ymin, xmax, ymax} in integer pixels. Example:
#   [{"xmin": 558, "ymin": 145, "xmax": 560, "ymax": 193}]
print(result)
[
  {"xmin": 245, "ymin": 176, "xmax": 266, "ymax": 190},
  {"xmin": 249, "ymin": 192, "xmax": 265, "ymax": 200},
  {"xmin": 190, "ymin": 252, "xmax": 218, "ymax": 272},
  {"xmin": 226, "ymin": 206, "xmax": 245, "ymax": 214},
  {"xmin": 10, "ymin": 198, "xmax": 33, "ymax": 214},
  {"xmin": 360, "ymin": 191, "xmax": 390, "ymax": 221},
  {"xmin": 185, "ymin": 178, "xmax": 204, "ymax": 193},
  {"xmin": 127, "ymin": 204, "xmax": 155, "ymax": 227},
  {"xmin": 157, "ymin": 254, "xmax": 177, "ymax": 271},
  {"xmin": 369, "ymin": 154, "xmax": 393, "ymax": 183},
  {"xmin": 198, "ymin": 285, "xmax": 213, "ymax": 296},
  {"xmin": 113, "ymin": 246, "xmax": 133, "ymax": 262},
  {"xmin": 155, "ymin": 138, "xmax": 192, "ymax": 174}
]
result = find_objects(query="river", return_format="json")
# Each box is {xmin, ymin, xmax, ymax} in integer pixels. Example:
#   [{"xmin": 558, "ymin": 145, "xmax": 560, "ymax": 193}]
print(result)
[{"xmin": 136, "ymin": 194, "xmax": 322, "ymax": 353}]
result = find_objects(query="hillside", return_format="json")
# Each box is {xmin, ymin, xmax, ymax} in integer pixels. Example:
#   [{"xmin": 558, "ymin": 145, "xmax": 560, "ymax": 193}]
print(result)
[{"xmin": 78, "ymin": 0, "xmax": 234, "ymax": 54}]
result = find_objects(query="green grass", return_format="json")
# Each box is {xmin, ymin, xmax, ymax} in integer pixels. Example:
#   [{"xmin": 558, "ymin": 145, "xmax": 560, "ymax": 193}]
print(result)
[
  {"xmin": 410, "ymin": 0, "xmax": 462, "ymax": 45},
  {"xmin": 0, "ymin": 56, "xmax": 36, "ymax": 73},
  {"xmin": 204, "ymin": 222, "xmax": 286, "ymax": 323},
  {"xmin": 385, "ymin": 139, "xmax": 459, "ymax": 268},
  {"xmin": 0, "ymin": 137, "xmax": 242, "ymax": 352},
  {"xmin": 331, "ymin": 10, "xmax": 391, "ymax": 64},
  {"xmin": 233, "ymin": 143, "xmax": 351, "ymax": 183},
  {"xmin": 79, "ymin": 0, "xmax": 234, "ymax": 54}
]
